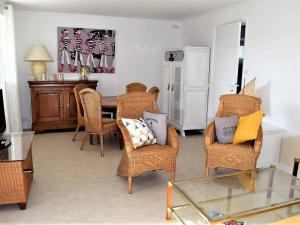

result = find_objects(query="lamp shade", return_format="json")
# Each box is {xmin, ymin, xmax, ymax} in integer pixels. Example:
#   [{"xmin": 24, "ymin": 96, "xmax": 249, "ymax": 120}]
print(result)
[{"xmin": 24, "ymin": 44, "xmax": 53, "ymax": 62}]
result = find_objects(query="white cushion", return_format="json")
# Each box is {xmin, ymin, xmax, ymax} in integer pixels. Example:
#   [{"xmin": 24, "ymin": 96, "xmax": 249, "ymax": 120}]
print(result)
[{"xmin": 121, "ymin": 118, "xmax": 156, "ymax": 149}]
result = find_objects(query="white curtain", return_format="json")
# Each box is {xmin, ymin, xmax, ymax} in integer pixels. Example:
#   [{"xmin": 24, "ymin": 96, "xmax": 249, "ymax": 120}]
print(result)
[{"xmin": 0, "ymin": 5, "xmax": 22, "ymax": 132}]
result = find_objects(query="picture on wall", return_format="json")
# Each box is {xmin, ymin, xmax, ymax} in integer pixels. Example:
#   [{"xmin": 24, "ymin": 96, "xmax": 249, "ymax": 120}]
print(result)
[{"xmin": 57, "ymin": 27, "xmax": 115, "ymax": 74}]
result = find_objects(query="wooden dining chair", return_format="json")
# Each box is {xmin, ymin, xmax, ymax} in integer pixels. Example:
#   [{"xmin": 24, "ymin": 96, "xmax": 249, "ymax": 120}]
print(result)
[
  {"xmin": 72, "ymin": 84, "xmax": 89, "ymax": 141},
  {"xmin": 126, "ymin": 82, "xmax": 147, "ymax": 93},
  {"xmin": 79, "ymin": 88, "xmax": 119, "ymax": 157},
  {"xmin": 148, "ymin": 86, "xmax": 160, "ymax": 102}
]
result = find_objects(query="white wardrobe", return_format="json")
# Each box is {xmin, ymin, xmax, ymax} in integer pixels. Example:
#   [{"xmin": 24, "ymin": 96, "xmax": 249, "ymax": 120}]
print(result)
[{"xmin": 162, "ymin": 47, "xmax": 210, "ymax": 136}]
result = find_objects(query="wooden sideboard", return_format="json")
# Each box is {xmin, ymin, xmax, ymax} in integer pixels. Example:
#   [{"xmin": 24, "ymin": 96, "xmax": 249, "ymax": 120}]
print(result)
[{"xmin": 28, "ymin": 80, "xmax": 98, "ymax": 132}]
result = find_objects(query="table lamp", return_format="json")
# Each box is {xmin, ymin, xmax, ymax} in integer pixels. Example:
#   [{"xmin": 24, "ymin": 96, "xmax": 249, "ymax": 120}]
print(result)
[{"xmin": 24, "ymin": 44, "xmax": 53, "ymax": 80}]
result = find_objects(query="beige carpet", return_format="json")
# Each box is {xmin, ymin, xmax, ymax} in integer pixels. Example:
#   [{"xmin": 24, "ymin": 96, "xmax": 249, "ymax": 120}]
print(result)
[
  {"xmin": 0, "ymin": 131, "xmax": 204, "ymax": 224},
  {"xmin": 0, "ymin": 131, "xmax": 299, "ymax": 225}
]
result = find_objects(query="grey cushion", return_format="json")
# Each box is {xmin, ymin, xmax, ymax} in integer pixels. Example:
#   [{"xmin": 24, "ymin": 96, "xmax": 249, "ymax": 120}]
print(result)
[
  {"xmin": 214, "ymin": 115, "xmax": 238, "ymax": 144},
  {"xmin": 143, "ymin": 111, "xmax": 167, "ymax": 145}
]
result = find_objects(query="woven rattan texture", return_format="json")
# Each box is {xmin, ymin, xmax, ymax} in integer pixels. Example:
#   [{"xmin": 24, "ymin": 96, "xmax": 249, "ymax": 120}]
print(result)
[
  {"xmin": 116, "ymin": 92, "xmax": 179, "ymax": 193},
  {"xmin": 126, "ymin": 82, "xmax": 147, "ymax": 93},
  {"xmin": 79, "ymin": 88, "xmax": 118, "ymax": 156},
  {"xmin": 72, "ymin": 84, "xmax": 89, "ymax": 141},
  {"xmin": 204, "ymin": 94, "xmax": 263, "ymax": 176},
  {"xmin": 0, "ymin": 148, "xmax": 33, "ymax": 206},
  {"xmin": 148, "ymin": 86, "xmax": 160, "ymax": 102},
  {"xmin": 74, "ymin": 84, "xmax": 90, "ymax": 122}
]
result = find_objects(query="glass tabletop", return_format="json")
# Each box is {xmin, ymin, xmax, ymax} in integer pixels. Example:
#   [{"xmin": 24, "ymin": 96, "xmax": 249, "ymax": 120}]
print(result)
[
  {"xmin": 0, "ymin": 131, "xmax": 34, "ymax": 161},
  {"xmin": 172, "ymin": 167, "xmax": 300, "ymax": 224},
  {"xmin": 171, "ymin": 203, "xmax": 300, "ymax": 225}
]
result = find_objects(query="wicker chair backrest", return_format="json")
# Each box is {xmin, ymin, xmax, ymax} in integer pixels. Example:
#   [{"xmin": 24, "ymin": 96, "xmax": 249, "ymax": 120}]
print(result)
[
  {"xmin": 126, "ymin": 82, "xmax": 147, "ymax": 93},
  {"xmin": 117, "ymin": 92, "xmax": 160, "ymax": 120},
  {"xmin": 80, "ymin": 88, "xmax": 102, "ymax": 132},
  {"xmin": 216, "ymin": 94, "xmax": 261, "ymax": 117},
  {"xmin": 74, "ymin": 84, "xmax": 89, "ymax": 120},
  {"xmin": 148, "ymin": 86, "xmax": 160, "ymax": 102}
]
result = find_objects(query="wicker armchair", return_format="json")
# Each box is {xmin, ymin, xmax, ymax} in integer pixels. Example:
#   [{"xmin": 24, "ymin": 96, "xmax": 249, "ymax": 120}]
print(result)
[
  {"xmin": 204, "ymin": 94, "xmax": 263, "ymax": 183},
  {"xmin": 79, "ymin": 88, "xmax": 119, "ymax": 157},
  {"xmin": 126, "ymin": 82, "xmax": 147, "ymax": 93},
  {"xmin": 72, "ymin": 84, "xmax": 89, "ymax": 141},
  {"xmin": 148, "ymin": 86, "xmax": 160, "ymax": 102},
  {"xmin": 116, "ymin": 92, "xmax": 179, "ymax": 193}
]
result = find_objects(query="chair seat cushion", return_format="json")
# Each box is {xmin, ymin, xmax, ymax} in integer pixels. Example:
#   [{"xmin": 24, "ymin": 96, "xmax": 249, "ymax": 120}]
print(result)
[
  {"xmin": 133, "ymin": 143, "xmax": 174, "ymax": 154},
  {"xmin": 103, "ymin": 118, "xmax": 116, "ymax": 125},
  {"xmin": 102, "ymin": 118, "xmax": 118, "ymax": 133},
  {"xmin": 207, "ymin": 143, "xmax": 255, "ymax": 170},
  {"xmin": 121, "ymin": 118, "xmax": 156, "ymax": 149}
]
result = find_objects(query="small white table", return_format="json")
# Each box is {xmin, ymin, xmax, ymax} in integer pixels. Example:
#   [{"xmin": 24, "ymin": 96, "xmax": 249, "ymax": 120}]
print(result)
[{"xmin": 257, "ymin": 122, "xmax": 283, "ymax": 168}]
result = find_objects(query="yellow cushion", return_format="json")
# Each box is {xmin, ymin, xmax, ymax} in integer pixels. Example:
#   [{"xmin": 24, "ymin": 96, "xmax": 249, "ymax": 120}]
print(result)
[{"xmin": 233, "ymin": 110, "xmax": 263, "ymax": 144}]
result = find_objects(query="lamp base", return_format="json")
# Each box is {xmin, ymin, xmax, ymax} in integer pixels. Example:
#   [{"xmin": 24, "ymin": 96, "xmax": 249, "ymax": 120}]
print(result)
[{"xmin": 32, "ymin": 62, "xmax": 46, "ymax": 80}]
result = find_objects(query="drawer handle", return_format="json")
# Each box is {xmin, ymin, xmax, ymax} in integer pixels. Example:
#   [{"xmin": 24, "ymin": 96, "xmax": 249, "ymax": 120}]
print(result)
[
  {"xmin": 59, "ymin": 104, "xmax": 63, "ymax": 108},
  {"xmin": 66, "ymin": 104, "xmax": 70, "ymax": 108}
]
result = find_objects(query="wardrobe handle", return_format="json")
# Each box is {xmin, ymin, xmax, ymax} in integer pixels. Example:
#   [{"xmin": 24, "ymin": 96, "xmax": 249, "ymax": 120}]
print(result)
[
  {"xmin": 66, "ymin": 104, "xmax": 70, "ymax": 108},
  {"xmin": 167, "ymin": 83, "xmax": 170, "ymax": 90},
  {"xmin": 59, "ymin": 104, "xmax": 63, "ymax": 108},
  {"xmin": 171, "ymin": 85, "xmax": 174, "ymax": 92}
]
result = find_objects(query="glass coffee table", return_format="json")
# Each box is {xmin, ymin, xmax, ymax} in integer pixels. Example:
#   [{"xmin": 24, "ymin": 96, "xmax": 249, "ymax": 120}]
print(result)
[{"xmin": 166, "ymin": 166, "xmax": 300, "ymax": 224}]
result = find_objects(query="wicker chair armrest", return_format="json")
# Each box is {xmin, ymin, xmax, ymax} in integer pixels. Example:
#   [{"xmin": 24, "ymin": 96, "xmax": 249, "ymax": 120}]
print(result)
[
  {"xmin": 117, "ymin": 121, "xmax": 133, "ymax": 153},
  {"xmin": 167, "ymin": 123, "xmax": 179, "ymax": 150},
  {"xmin": 204, "ymin": 122, "xmax": 216, "ymax": 147},
  {"xmin": 254, "ymin": 126, "xmax": 263, "ymax": 154}
]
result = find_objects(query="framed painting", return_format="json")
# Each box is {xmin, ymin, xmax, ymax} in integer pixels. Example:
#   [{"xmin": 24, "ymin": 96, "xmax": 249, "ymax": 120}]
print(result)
[{"xmin": 57, "ymin": 27, "xmax": 115, "ymax": 74}]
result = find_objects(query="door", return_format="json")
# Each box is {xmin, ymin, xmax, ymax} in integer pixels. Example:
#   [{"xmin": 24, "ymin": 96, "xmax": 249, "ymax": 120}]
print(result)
[
  {"xmin": 170, "ymin": 62, "xmax": 183, "ymax": 126},
  {"xmin": 32, "ymin": 89, "xmax": 64, "ymax": 123},
  {"xmin": 209, "ymin": 21, "xmax": 242, "ymax": 119},
  {"xmin": 65, "ymin": 88, "xmax": 77, "ymax": 121}
]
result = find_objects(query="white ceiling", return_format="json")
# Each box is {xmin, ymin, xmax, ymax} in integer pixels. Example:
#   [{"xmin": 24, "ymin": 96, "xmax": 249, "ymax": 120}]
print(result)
[{"xmin": 7, "ymin": 0, "xmax": 245, "ymax": 20}]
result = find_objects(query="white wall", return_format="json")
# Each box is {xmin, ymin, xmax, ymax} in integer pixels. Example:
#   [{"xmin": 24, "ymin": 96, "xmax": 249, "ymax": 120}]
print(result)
[
  {"xmin": 182, "ymin": 0, "xmax": 300, "ymax": 170},
  {"xmin": 14, "ymin": 11, "xmax": 181, "ymax": 129}
]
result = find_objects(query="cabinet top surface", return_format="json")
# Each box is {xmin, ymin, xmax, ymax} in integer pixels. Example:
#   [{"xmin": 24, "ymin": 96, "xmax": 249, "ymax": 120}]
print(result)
[
  {"xmin": 163, "ymin": 46, "xmax": 211, "ymax": 51},
  {"xmin": 28, "ymin": 80, "xmax": 98, "ymax": 85},
  {"xmin": 0, "ymin": 131, "xmax": 34, "ymax": 162}
]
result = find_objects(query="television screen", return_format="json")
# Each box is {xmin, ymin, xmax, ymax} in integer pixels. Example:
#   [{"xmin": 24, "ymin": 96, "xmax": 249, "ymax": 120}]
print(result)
[{"xmin": 0, "ymin": 89, "xmax": 6, "ymax": 133}]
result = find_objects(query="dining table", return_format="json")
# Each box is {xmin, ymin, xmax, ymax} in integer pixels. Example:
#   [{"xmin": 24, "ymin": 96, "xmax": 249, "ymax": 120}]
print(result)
[{"xmin": 102, "ymin": 96, "xmax": 117, "ymax": 109}]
